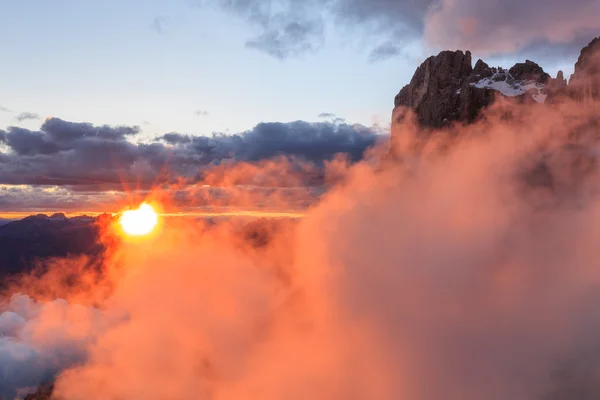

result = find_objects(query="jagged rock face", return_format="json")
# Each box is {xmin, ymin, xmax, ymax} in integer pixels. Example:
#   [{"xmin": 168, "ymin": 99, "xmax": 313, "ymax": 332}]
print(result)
[
  {"xmin": 394, "ymin": 50, "xmax": 497, "ymax": 128},
  {"xmin": 394, "ymin": 50, "xmax": 548, "ymax": 128},
  {"xmin": 394, "ymin": 50, "xmax": 474, "ymax": 128},
  {"xmin": 574, "ymin": 37, "xmax": 600, "ymax": 76},
  {"xmin": 508, "ymin": 60, "xmax": 550, "ymax": 83},
  {"xmin": 569, "ymin": 37, "xmax": 600, "ymax": 99},
  {"xmin": 473, "ymin": 59, "xmax": 493, "ymax": 78},
  {"xmin": 548, "ymin": 70, "xmax": 568, "ymax": 92},
  {"xmin": 394, "ymin": 37, "xmax": 600, "ymax": 129}
]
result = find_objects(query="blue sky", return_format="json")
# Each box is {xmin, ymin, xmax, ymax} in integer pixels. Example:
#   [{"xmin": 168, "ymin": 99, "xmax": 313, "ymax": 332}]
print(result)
[{"xmin": 0, "ymin": 0, "xmax": 424, "ymax": 137}]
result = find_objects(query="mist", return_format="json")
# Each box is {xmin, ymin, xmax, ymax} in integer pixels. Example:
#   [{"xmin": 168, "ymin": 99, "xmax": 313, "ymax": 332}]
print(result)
[{"xmin": 4, "ymin": 96, "xmax": 600, "ymax": 399}]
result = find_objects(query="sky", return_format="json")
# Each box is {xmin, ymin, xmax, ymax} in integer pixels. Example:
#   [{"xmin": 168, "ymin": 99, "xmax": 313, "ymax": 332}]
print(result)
[
  {"xmin": 0, "ymin": 0, "xmax": 415, "ymax": 136},
  {"xmin": 0, "ymin": 0, "xmax": 598, "ymax": 213}
]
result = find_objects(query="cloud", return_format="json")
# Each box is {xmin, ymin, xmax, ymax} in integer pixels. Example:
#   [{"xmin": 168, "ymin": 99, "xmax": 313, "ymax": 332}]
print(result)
[
  {"xmin": 0, "ymin": 117, "xmax": 382, "ymax": 208},
  {"xmin": 317, "ymin": 113, "xmax": 347, "ymax": 125},
  {"xmin": 245, "ymin": 17, "xmax": 325, "ymax": 59},
  {"xmin": 368, "ymin": 42, "xmax": 405, "ymax": 62},
  {"xmin": 334, "ymin": 0, "xmax": 600, "ymax": 60},
  {"xmin": 0, "ymin": 185, "xmax": 123, "ymax": 212},
  {"xmin": 211, "ymin": 0, "xmax": 325, "ymax": 59},
  {"xmin": 0, "ymin": 106, "xmax": 10, "ymax": 113},
  {"xmin": 211, "ymin": 0, "xmax": 598, "ymax": 62},
  {"xmin": 0, "ymin": 118, "xmax": 150, "ymax": 190},
  {"xmin": 157, "ymin": 121, "xmax": 379, "ymax": 163},
  {"xmin": 193, "ymin": 110, "xmax": 209, "ymax": 117},
  {"xmin": 0, "ymin": 293, "xmax": 116, "ymax": 399},
  {"xmin": 210, "ymin": 0, "xmax": 430, "ymax": 60},
  {"xmin": 491, "ymin": 34, "xmax": 598, "ymax": 74},
  {"xmin": 317, "ymin": 113, "xmax": 336, "ymax": 119},
  {"xmin": 7, "ymin": 95, "xmax": 600, "ymax": 399},
  {"xmin": 330, "ymin": 0, "xmax": 433, "ymax": 35},
  {"xmin": 150, "ymin": 16, "xmax": 169, "ymax": 34},
  {"xmin": 424, "ymin": 0, "xmax": 600, "ymax": 56},
  {"xmin": 15, "ymin": 112, "xmax": 40, "ymax": 122}
]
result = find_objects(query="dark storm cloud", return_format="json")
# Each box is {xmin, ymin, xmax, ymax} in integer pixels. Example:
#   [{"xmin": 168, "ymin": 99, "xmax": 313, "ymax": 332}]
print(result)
[
  {"xmin": 0, "ymin": 127, "xmax": 60, "ymax": 156},
  {"xmin": 15, "ymin": 112, "xmax": 40, "ymax": 122},
  {"xmin": 42, "ymin": 118, "xmax": 140, "ymax": 141},
  {"xmin": 0, "ymin": 118, "xmax": 151, "ymax": 190},
  {"xmin": 161, "ymin": 132, "xmax": 192, "ymax": 145},
  {"xmin": 157, "ymin": 120, "xmax": 379, "ymax": 162},
  {"xmin": 0, "ymin": 119, "xmax": 139, "ymax": 157},
  {"xmin": 0, "ymin": 117, "xmax": 382, "ymax": 193}
]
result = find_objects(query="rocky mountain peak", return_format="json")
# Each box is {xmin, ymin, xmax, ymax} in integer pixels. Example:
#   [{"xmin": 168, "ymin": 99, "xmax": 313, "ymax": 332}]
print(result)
[
  {"xmin": 50, "ymin": 213, "xmax": 68, "ymax": 220},
  {"xmin": 508, "ymin": 60, "xmax": 550, "ymax": 83},
  {"xmin": 473, "ymin": 59, "xmax": 493, "ymax": 78},
  {"xmin": 393, "ymin": 37, "xmax": 600, "ymax": 129},
  {"xmin": 394, "ymin": 50, "xmax": 473, "ymax": 111},
  {"xmin": 394, "ymin": 50, "xmax": 547, "ymax": 128},
  {"xmin": 575, "ymin": 37, "xmax": 600, "ymax": 75},
  {"xmin": 569, "ymin": 36, "xmax": 600, "ymax": 99},
  {"xmin": 548, "ymin": 70, "xmax": 568, "ymax": 92}
]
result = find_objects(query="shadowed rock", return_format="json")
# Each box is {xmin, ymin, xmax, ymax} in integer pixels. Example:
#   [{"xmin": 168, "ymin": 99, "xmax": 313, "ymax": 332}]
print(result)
[
  {"xmin": 569, "ymin": 37, "xmax": 600, "ymax": 100},
  {"xmin": 393, "ymin": 37, "xmax": 600, "ymax": 131},
  {"xmin": 394, "ymin": 50, "xmax": 548, "ymax": 129},
  {"xmin": 508, "ymin": 60, "xmax": 550, "ymax": 83}
]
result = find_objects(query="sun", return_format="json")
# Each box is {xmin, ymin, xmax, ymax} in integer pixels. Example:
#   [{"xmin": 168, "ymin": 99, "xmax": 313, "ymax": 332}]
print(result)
[{"xmin": 119, "ymin": 203, "xmax": 159, "ymax": 236}]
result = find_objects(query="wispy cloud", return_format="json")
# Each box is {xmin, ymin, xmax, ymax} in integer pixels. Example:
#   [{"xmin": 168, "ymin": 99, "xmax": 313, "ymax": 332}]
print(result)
[
  {"xmin": 193, "ymin": 110, "xmax": 209, "ymax": 117},
  {"xmin": 318, "ymin": 113, "xmax": 346, "ymax": 124},
  {"xmin": 15, "ymin": 112, "xmax": 40, "ymax": 122},
  {"xmin": 318, "ymin": 113, "xmax": 336, "ymax": 119},
  {"xmin": 368, "ymin": 42, "xmax": 405, "ymax": 63},
  {"xmin": 150, "ymin": 16, "xmax": 169, "ymax": 34},
  {"xmin": 245, "ymin": 18, "xmax": 325, "ymax": 60},
  {"xmin": 208, "ymin": 0, "xmax": 597, "ymax": 62}
]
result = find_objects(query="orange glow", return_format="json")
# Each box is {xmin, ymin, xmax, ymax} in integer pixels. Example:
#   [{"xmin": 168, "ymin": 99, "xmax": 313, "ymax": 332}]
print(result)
[{"xmin": 119, "ymin": 203, "xmax": 159, "ymax": 236}]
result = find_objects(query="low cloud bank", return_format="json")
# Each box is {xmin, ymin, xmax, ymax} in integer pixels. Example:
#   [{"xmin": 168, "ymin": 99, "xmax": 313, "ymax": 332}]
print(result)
[
  {"xmin": 5, "ymin": 96, "xmax": 600, "ymax": 399},
  {"xmin": 0, "ymin": 118, "xmax": 383, "ymax": 210},
  {"xmin": 0, "ymin": 294, "xmax": 116, "ymax": 399}
]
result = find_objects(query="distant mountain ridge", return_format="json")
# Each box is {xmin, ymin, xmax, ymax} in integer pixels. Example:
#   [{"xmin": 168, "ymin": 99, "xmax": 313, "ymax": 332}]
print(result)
[
  {"xmin": 0, "ymin": 218, "xmax": 14, "ymax": 227},
  {"xmin": 394, "ymin": 36, "xmax": 600, "ymax": 129},
  {"xmin": 0, "ymin": 213, "xmax": 107, "ymax": 277}
]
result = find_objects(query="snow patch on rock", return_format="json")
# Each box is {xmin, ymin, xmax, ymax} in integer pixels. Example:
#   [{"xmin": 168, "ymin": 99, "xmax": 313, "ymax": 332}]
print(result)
[{"xmin": 471, "ymin": 71, "xmax": 548, "ymax": 103}]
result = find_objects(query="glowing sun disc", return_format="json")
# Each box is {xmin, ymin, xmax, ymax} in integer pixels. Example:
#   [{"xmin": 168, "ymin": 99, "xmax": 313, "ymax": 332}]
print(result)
[{"xmin": 120, "ymin": 203, "xmax": 158, "ymax": 236}]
